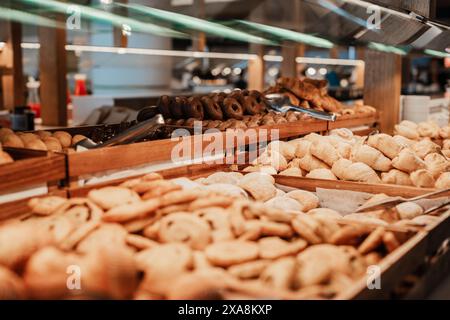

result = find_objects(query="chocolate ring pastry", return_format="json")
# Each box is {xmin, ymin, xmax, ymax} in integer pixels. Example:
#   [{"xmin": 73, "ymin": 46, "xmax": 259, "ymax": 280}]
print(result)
[
  {"xmin": 183, "ymin": 97, "xmax": 204, "ymax": 120},
  {"xmin": 170, "ymin": 97, "xmax": 187, "ymax": 119},
  {"xmin": 201, "ymin": 97, "xmax": 223, "ymax": 120},
  {"xmin": 243, "ymin": 95, "xmax": 266, "ymax": 115},
  {"xmin": 222, "ymin": 97, "xmax": 244, "ymax": 120},
  {"xmin": 229, "ymin": 92, "xmax": 246, "ymax": 106},
  {"xmin": 157, "ymin": 95, "xmax": 173, "ymax": 119}
]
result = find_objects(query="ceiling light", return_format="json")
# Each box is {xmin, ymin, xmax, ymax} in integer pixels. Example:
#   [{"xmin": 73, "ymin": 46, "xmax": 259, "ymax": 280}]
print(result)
[
  {"xmin": 222, "ymin": 67, "xmax": 231, "ymax": 76},
  {"xmin": 233, "ymin": 67, "xmax": 242, "ymax": 75},
  {"xmin": 306, "ymin": 67, "xmax": 316, "ymax": 76},
  {"xmin": 319, "ymin": 68, "xmax": 327, "ymax": 75},
  {"xmin": 263, "ymin": 55, "xmax": 284, "ymax": 62},
  {"xmin": 424, "ymin": 49, "xmax": 450, "ymax": 58},
  {"xmin": 296, "ymin": 57, "xmax": 364, "ymax": 66}
]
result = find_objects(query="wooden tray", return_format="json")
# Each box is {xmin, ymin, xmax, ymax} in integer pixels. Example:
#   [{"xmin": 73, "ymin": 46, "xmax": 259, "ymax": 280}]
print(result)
[
  {"xmin": 329, "ymin": 114, "xmax": 378, "ymax": 130},
  {"xmin": 0, "ymin": 148, "xmax": 66, "ymax": 195}
]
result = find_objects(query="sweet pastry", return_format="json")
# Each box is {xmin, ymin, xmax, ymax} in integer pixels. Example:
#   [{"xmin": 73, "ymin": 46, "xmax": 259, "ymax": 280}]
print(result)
[
  {"xmin": 310, "ymin": 140, "xmax": 341, "ymax": 166},
  {"xmin": 298, "ymin": 153, "xmax": 330, "ymax": 172},
  {"xmin": 184, "ymin": 97, "xmax": 204, "ymax": 120},
  {"xmin": 157, "ymin": 95, "xmax": 173, "ymax": 119},
  {"xmin": 279, "ymin": 167, "xmax": 303, "ymax": 177},
  {"xmin": 221, "ymin": 97, "xmax": 244, "ymax": 120},
  {"xmin": 285, "ymin": 190, "xmax": 319, "ymax": 212},
  {"xmin": 381, "ymin": 169, "xmax": 413, "ymax": 186},
  {"xmin": 18, "ymin": 133, "xmax": 39, "ymax": 145},
  {"xmin": 351, "ymin": 144, "xmax": 392, "ymax": 172},
  {"xmin": 265, "ymin": 196, "xmax": 303, "ymax": 212},
  {"xmin": 0, "ymin": 149, "xmax": 13, "ymax": 165},
  {"xmin": 267, "ymin": 141, "xmax": 296, "ymax": 161},
  {"xmin": 439, "ymin": 126, "xmax": 450, "ymax": 139},
  {"xmin": 412, "ymin": 139, "xmax": 441, "ymax": 159},
  {"xmin": 395, "ymin": 202, "xmax": 424, "ymax": 220},
  {"xmin": 394, "ymin": 124, "xmax": 419, "ymax": 140},
  {"xmin": 392, "ymin": 149, "xmax": 426, "ymax": 173},
  {"xmin": 252, "ymin": 150, "xmax": 288, "ymax": 172},
  {"xmin": 102, "ymin": 198, "xmax": 160, "ymax": 222},
  {"xmin": 410, "ymin": 169, "xmax": 435, "ymax": 188},
  {"xmin": 305, "ymin": 168, "xmax": 337, "ymax": 180},
  {"xmin": 417, "ymin": 121, "xmax": 440, "ymax": 138},
  {"xmin": 88, "ymin": 187, "xmax": 141, "ymax": 210},
  {"xmin": 435, "ymin": 172, "xmax": 450, "ymax": 189},
  {"xmin": 331, "ymin": 159, "xmax": 381, "ymax": 184},
  {"xmin": 24, "ymin": 139, "xmax": 47, "ymax": 151},
  {"xmin": 424, "ymin": 153, "xmax": 450, "ymax": 178},
  {"xmin": 260, "ymin": 257, "xmax": 296, "ymax": 290},
  {"xmin": 205, "ymin": 240, "xmax": 259, "ymax": 267},
  {"xmin": 201, "ymin": 96, "xmax": 223, "ymax": 120},
  {"xmin": 367, "ymin": 133, "xmax": 403, "ymax": 159},
  {"xmin": 43, "ymin": 137, "xmax": 63, "ymax": 152},
  {"xmin": 28, "ymin": 196, "xmax": 67, "ymax": 215},
  {"xmin": 0, "ymin": 134, "xmax": 24, "ymax": 148}
]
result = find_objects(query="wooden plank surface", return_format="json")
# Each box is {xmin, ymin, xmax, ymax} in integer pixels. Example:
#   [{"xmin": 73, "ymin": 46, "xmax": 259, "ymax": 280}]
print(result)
[
  {"xmin": 328, "ymin": 115, "xmax": 378, "ymax": 130},
  {"xmin": 0, "ymin": 152, "xmax": 66, "ymax": 194}
]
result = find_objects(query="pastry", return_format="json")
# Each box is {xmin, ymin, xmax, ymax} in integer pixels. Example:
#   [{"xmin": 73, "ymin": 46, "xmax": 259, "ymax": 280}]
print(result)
[
  {"xmin": 18, "ymin": 133, "xmax": 39, "ymax": 144},
  {"xmin": 258, "ymin": 237, "xmax": 307, "ymax": 260},
  {"xmin": 439, "ymin": 126, "xmax": 450, "ymax": 139},
  {"xmin": 184, "ymin": 97, "xmax": 204, "ymax": 120},
  {"xmin": 157, "ymin": 95, "xmax": 174, "ymax": 119},
  {"xmin": 298, "ymin": 154, "xmax": 330, "ymax": 172},
  {"xmin": 201, "ymin": 96, "xmax": 223, "ymax": 120},
  {"xmin": 28, "ymin": 196, "xmax": 67, "ymax": 215},
  {"xmin": 279, "ymin": 167, "xmax": 303, "ymax": 177},
  {"xmin": 394, "ymin": 124, "xmax": 419, "ymax": 140},
  {"xmin": 43, "ymin": 137, "xmax": 63, "ymax": 152},
  {"xmin": 102, "ymin": 198, "xmax": 160, "ymax": 222},
  {"xmin": 24, "ymin": 139, "xmax": 47, "ymax": 151},
  {"xmin": 221, "ymin": 97, "xmax": 244, "ymax": 120},
  {"xmin": 424, "ymin": 153, "xmax": 450, "ymax": 178},
  {"xmin": 381, "ymin": 169, "xmax": 413, "ymax": 186},
  {"xmin": 435, "ymin": 172, "xmax": 450, "ymax": 189},
  {"xmin": 260, "ymin": 257, "xmax": 296, "ymax": 290},
  {"xmin": 306, "ymin": 168, "xmax": 338, "ymax": 180},
  {"xmin": 0, "ymin": 134, "xmax": 24, "ymax": 148},
  {"xmin": 395, "ymin": 202, "xmax": 424, "ymax": 220},
  {"xmin": 205, "ymin": 240, "xmax": 259, "ymax": 267},
  {"xmin": 88, "ymin": 187, "xmax": 141, "ymax": 210},
  {"xmin": 366, "ymin": 133, "xmax": 403, "ymax": 159},
  {"xmin": 285, "ymin": 190, "xmax": 319, "ymax": 212},
  {"xmin": 412, "ymin": 139, "xmax": 441, "ymax": 159},
  {"xmin": 243, "ymin": 95, "xmax": 265, "ymax": 115},
  {"xmin": 252, "ymin": 150, "xmax": 288, "ymax": 172},
  {"xmin": 265, "ymin": 196, "xmax": 303, "ymax": 212},
  {"xmin": 417, "ymin": 121, "xmax": 439, "ymax": 138},
  {"xmin": 410, "ymin": 169, "xmax": 435, "ymax": 188},
  {"xmin": 228, "ymin": 260, "xmax": 270, "ymax": 279},
  {"xmin": 331, "ymin": 159, "xmax": 381, "ymax": 184},
  {"xmin": 267, "ymin": 140, "xmax": 296, "ymax": 161},
  {"xmin": 0, "ymin": 150, "xmax": 13, "ymax": 165},
  {"xmin": 392, "ymin": 149, "xmax": 426, "ymax": 173},
  {"xmin": 310, "ymin": 140, "xmax": 341, "ymax": 166}
]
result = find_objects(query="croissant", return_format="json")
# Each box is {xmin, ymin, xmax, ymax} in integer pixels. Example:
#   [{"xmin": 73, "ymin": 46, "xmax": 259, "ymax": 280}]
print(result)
[
  {"xmin": 268, "ymin": 141, "xmax": 296, "ymax": 161},
  {"xmin": 424, "ymin": 153, "xmax": 450, "ymax": 178},
  {"xmin": 326, "ymin": 136, "xmax": 352, "ymax": 159},
  {"xmin": 298, "ymin": 153, "xmax": 330, "ymax": 172},
  {"xmin": 443, "ymin": 139, "xmax": 450, "ymax": 150},
  {"xmin": 351, "ymin": 144, "xmax": 392, "ymax": 172},
  {"xmin": 392, "ymin": 149, "xmax": 426, "ymax": 173},
  {"xmin": 439, "ymin": 126, "xmax": 450, "ymax": 139},
  {"xmin": 331, "ymin": 159, "xmax": 381, "ymax": 184},
  {"xmin": 417, "ymin": 121, "xmax": 440, "ymax": 138},
  {"xmin": 279, "ymin": 167, "xmax": 303, "ymax": 177},
  {"xmin": 293, "ymin": 140, "xmax": 312, "ymax": 158},
  {"xmin": 394, "ymin": 124, "xmax": 419, "ymax": 140},
  {"xmin": 381, "ymin": 169, "xmax": 413, "ymax": 186},
  {"xmin": 310, "ymin": 140, "xmax": 341, "ymax": 166},
  {"xmin": 305, "ymin": 168, "xmax": 338, "ymax": 180},
  {"xmin": 410, "ymin": 169, "xmax": 435, "ymax": 188},
  {"xmin": 328, "ymin": 128, "xmax": 354, "ymax": 142},
  {"xmin": 412, "ymin": 139, "xmax": 441, "ymax": 159},
  {"xmin": 399, "ymin": 120, "xmax": 418, "ymax": 130},
  {"xmin": 367, "ymin": 133, "xmax": 403, "ymax": 159},
  {"xmin": 252, "ymin": 150, "xmax": 288, "ymax": 172},
  {"xmin": 435, "ymin": 172, "xmax": 450, "ymax": 189},
  {"xmin": 393, "ymin": 135, "xmax": 415, "ymax": 149}
]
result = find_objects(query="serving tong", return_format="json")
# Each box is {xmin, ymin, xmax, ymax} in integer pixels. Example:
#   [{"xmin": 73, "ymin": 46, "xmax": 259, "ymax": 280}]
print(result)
[
  {"xmin": 355, "ymin": 187, "xmax": 450, "ymax": 213},
  {"xmin": 265, "ymin": 93, "xmax": 337, "ymax": 121},
  {"xmin": 74, "ymin": 113, "xmax": 165, "ymax": 150}
]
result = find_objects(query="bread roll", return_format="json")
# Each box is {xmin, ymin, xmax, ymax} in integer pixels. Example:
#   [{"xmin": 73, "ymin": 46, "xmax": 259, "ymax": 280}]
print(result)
[
  {"xmin": 279, "ymin": 167, "xmax": 303, "ymax": 177},
  {"xmin": 52, "ymin": 131, "xmax": 72, "ymax": 148},
  {"xmin": 72, "ymin": 135, "xmax": 87, "ymax": 146},
  {"xmin": 328, "ymin": 128, "xmax": 353, "ymax": 142},
  {"xmin": 285, "ymin": 190, "xmax": 319, "ymax": 212},
  {"xmin": 392, "ymin": 149, "xmax": 426, "ymax": 173},
  {"xmin": 43, "ymin": 137, "xmax": 63, "ymax": 152},
  {"xmin": 24, "ymin": 139, "xmax": 47, "ymax": 151},
  {"xmin": 443, "ymin": 139, "xmax": 450, "ymax": 150},
  {"xmin": 439, "ymin": 126, "xmax": 450, "ymax": 139},
  {"xmin": 396, "ymin": 202, "xmax": 424, "ymax": 220},
  {"xmin": 0, "ymin": 128, "xmax": 14, "ymax": 140},
  {"xmin": 293, "ymin": 140, "xmax": 312, "ymax": 158},
  {"xmin": 424, "ymin": 153, "xmax": 450, "ymax": 178},
  {"xmin": 18, "ymin": 133, "xmax": 39, "ymax": 145},
  {"xmin": 298, "ymin": 153, "xmax": 329, "ymax": 172},
  {"xmin": 393, "ymin": 135, "xmax": 415, "ymax": 148},
  {"xmin": 0, "ymin": 150, "xmax": 13, "ymax": 165},
  {"xmin": 435, "ymin": 172, "xmax": 450, "ymax": 189},
  {"xmin": 35, "ymin": 131, "xmax": 52, "ymax": 139},
  {"xmin": 310, "ymin": 140, "xmax": 341, "ymax": 166},
  {"xmin": 399, "ymin": 120, "xmax": 418, "ymax": 129},
  {"xmin": 351, "ymin": 144, "xmax": 392, "ymax": 172},
  {"xmin": 381, "ymin": 169, "xmax": 413, "ymax": 186},
  {"xmin": 367, "ymin": 133, "xmax": 403, "ymax": 159},
  {"xmin": 305, "ymin": 168, "xmax": 337, "ymax": 180},
  {"xmin": 267, "ymin": 141, "xmax": 295, "ymax": 161},
  {"xmin": 412, "ymin": 139, "xmax": 441, "ymax": 159},
  {"xmin": 394, "ymin": 124, "xmax": 419, "ymax": 140},
  {"xmin": 242, "ymin": 165, "xmax": 277, "ymax": 175},
  {"xmin": 0, "ymin": 134, "xmax": 24, "ymax": 148},
  {"xmin": 410, "ymin": 169, "xmax": 435, "ymax": 188},
  {"xmin": 252, "ymin": 150, "xmax": 287, "ymax": 172},
  {"xmin": 326, "ymin": 136, "xmax": 352, "ymax": 159},
  {"xmin": 265, "ymin": 196, "xmax": 302, "ymax": 212},
  {"xmin": 331, "ymin": 159, "xmax": 381, "ymax": 184},
  {"xmin": 417, "ymin": 121, "xmax": 440, "ymax": 138}
]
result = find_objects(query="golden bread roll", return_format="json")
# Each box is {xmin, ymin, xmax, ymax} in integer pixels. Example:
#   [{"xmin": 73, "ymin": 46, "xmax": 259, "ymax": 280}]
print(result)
[
  {"xmin": 424, "ymin": 153, "xmax": 450, "ymax": 179},
  {"xmin": 24, "ymin": 139, "xmax": 47, "ymax": 151},
  {"xmin": 52, "ymin": 131, "xmax": 72, "ymax": 148},
  {"xmin": 305, "ymin": 168, "xmax": 337, "ymax": 180},
  {"xmin": 0, "ymin": 128, "xmax": 14, "ymax": 140},
  {"xmin": 392, "ymin": 149, "xmax": 426, "ymax": 173},
  {"xmin": 381, "ymin": 169, "xmax": 413, "ymax": 186},
  {"xmin": 18, "ymin": 133, "xmax": 40, "ymax": 145},
  {"xmin": 351, "ymin": 144, "xmax": 392, "ymax": 172},
  {"xmin": 412, "ymin": 139, "xmax": 441, "ymax": 159},
  {"xmin": 435, "ymin": 172, "xmax": 450, "ymax": 189},
  {"xmin": 0, "ymin": 134, "xmax": 24, "ymax": 148},
  {"xmin": 366, "ymin": 133, "xmax": 403, "ymax": 159},
  {"xmin": 439, "ymin": 126, "xmax": 450, "ymax": 139},
  {"xmin": 35, "ymin": 131, "xmax": 52, "ymax": 139},
  {"xmin": 0, "ymin": 150, "xmax": 14, "ymax": 165},
  {"xmin": 394, "ymin": 124, "xmax": 419, "ymax": 140},
  {"xmin": 410, "ymin": 169, "xmax": 435, "ymax": 188},
  {"xmin": 72, "ymin": 134, "xmax": 87, "ymax": 146},
  {"xmin": 310, "ymin": 140, "xmax": 341, "ymax": 166},
  {"xmin": 43, "ymin": 137, "xmax": 63, "ymax": 152}
]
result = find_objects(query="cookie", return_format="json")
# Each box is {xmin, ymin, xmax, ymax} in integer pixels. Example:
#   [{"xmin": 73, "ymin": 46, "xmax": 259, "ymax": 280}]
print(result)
[
  {"xmin": 160, "ymin": 190, "xmax": 199, "ymax": 207},
  {"xmin": 28, "ymin": 196, "xmax": 67, "ymax": 216},
  {"xmin": 188, "ymin": 196, "xmax": 233, "ymax": 211},
  {"xmin": 382, "ymin": 231, "xmax": 400, "ymax": 253},
  {"xmin": 205, "ymin": 240, "xmax": 259, "ymax": 267},
  {"xmin": 260, "ymin": 257, "xmax": 296, "ymax": 290},
  {"xmin": 158, "ymin": 213, "xmax": 211, "ymax": 250},
  {"xmin": 228, "ymin": 260, "xmax": 270, "ymax": 279},
  {"xmin": 102, "ymin": 198, "xmax": 160, "ymax": 223},
  {"xmin": 126, "ymin": 234, "xmax": 159, "ymax": 250},
  {"xmin": 258, "ymin": 237, "xmax": 307, "ymax": 259},
  {"xmin": 141, "ymin": 181, "xmax": 182, "ymax": 200},
  {"xmin": 291, "ymin": 215, "xmax": 322, "ymax": 244},
  {"xmin": 329, "ymin": 225, "xmax": 371, "ymax": 246},
  {"xmin": 88, "ymin": 187, "xmax": 141, "ymax": 210}
]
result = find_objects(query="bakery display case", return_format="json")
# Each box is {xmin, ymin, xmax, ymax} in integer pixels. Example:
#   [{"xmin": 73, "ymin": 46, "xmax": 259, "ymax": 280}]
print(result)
[{"xmin": 0, "ymin": 0, "xmax": 449, "ymax": 301}]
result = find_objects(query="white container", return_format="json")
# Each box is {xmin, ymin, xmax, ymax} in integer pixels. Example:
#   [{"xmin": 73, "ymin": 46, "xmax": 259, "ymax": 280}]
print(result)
[{"xmin": 401, "ymin": 95, "xmax": 431, "ymax": 123}]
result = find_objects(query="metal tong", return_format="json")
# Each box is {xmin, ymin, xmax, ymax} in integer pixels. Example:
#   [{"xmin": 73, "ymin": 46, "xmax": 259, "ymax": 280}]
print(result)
[
  {"xmin": 355, "ymin": 187, "xmax": 450, "ymax": 213},
  {"xmin": 74, "ymin": 113, "xmax": 165, "ymax": 149},
  {"xmin": 265, "ymin": 93, "xmax": 337, "ymax": 121}
]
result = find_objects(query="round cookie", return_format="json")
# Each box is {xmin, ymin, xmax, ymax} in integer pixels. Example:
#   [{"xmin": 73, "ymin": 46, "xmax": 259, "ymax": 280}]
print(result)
[{"xmin": 204, "ymin": 240, "xmax": 259, "ymax": 267}]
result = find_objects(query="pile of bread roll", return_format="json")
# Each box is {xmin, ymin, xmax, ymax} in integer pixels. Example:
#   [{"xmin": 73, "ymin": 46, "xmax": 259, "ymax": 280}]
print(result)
[
  {"xmin": 0, "ymin": 142, "xmax": 14, "ymax": 165},
  {"xmin": 394, "ymin": 120, "xmax": 450, "ymax": 141},
  {"xmin": 0, "ymin": 128, "xmax": 86, "ymax": 152},
  {"xmin": 245, "ymin": 128, "xmax": 450, "ymax": 189}
]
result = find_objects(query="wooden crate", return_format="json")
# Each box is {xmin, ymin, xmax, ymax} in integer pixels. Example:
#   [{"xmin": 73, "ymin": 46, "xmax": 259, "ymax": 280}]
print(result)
[
  {"xmin": 328, "ymin": 114, "xmax": 378, "ymax": 130},
  {"xmin": 0, "ymin": 148, "xmax": 67, "ymax": 220}
]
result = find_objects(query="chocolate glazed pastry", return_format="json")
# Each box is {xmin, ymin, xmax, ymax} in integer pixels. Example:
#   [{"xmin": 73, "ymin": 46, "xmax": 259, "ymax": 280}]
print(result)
[
  {"xmin": 157, "ymin": 95, "xmax": 173, "ymax": 119},
  {"xmin": 184, "ymin": 97, "xmax": 205, "ymax": 120},
  {"xmin": 222, "ymin": 97, "xmax": 244, "ymax": 120},
  {"xmin": 230, "ymin": 91, "xmax": 246, "ymax": 106},
  {"xmin": 201, "ymin": 97, "xmax": 224, "ymax": 120},
  {"xmin": 243, "ymin": 95, "xmax": 266, "ymax": 115},
  {"xmin": 170, "ymin": 97, "xmax": 187, "ymax": 119}
]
